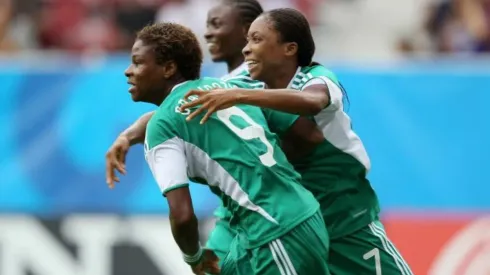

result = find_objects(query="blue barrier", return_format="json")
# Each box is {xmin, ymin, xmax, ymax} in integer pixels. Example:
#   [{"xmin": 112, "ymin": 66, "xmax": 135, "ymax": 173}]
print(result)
[{"xmin": 1, "ymin": 56, "xmax": 489, "ymax": 216}]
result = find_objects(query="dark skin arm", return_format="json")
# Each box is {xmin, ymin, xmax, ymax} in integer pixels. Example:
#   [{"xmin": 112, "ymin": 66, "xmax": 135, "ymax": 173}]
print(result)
[
  {"xmin": 166, "ymin": 187, "xmax": 200, "ymax": 256},
  {"xmin": 180, "ymin": 84, "xmax": 330, "ymax": 124},
  {"xmin": 105, "ymin": 111, "xmax": 154, "ymax": 188},
  {"xmin": 122, "ymin": 111, "xmax": 154, "ymax": 145},
  {"xmin": 166, "ymin": 187, "xmax": 220, "ymax": 275},
  {"xmin": 279, "ymin": 117, "xmax": 325, "ymax": 161}
]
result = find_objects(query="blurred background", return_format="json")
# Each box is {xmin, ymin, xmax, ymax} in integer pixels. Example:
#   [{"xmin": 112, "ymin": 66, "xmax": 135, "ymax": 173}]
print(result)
[{"xmin": 1, "ymin": 0, "xmax": 489, "ymax": 274}]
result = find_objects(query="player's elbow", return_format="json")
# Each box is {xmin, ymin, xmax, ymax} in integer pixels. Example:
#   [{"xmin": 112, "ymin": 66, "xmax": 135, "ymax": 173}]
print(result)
[
  {"xmin": 302, "ymin": 97, "xmax": 326, "ymax": 116},
  {"xmin": 169, "ymin": 205, "xmax": 196, "ymax": 228},
  {"xmin": 171, "ymin": 214, "xmax": 197, "ymax": 230},
  {"xmin": 299, "ymin": 87, "xmax": 330, "ymax": 116}
]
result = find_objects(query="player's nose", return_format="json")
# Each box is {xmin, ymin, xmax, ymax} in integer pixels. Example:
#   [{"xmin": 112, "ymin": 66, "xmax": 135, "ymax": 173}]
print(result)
[
  {"xmin": 242, "ymin": 42, "xmax": 251, "ymax": 56},
  {"xmin": 124, "ymin": 65, "xmax": 133, "ymax": 77},
  {"xmin": 204, "ymin": 29, "xmax": 214, "ymax": 41}
]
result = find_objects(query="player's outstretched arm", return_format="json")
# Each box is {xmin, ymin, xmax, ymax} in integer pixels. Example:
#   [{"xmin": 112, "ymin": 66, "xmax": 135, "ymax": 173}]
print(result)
[
  {"xmin": 105, "ymin": 111, "xmax": 154, "ymax": 188},
  {"xmin": 234, "ymin": 85, "xmax": 330, "ymax": 116},
  {"xmin": 121, "ymin": 111, "xmax": 155, "ymax": 145},
  {"xmin": 180, "ymin": 85, "xmax": 330, "ymax": 123}
]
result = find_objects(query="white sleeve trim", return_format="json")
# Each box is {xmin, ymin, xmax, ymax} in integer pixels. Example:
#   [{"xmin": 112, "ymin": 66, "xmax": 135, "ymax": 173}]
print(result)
[
  {"xmin": 302, "ymin": 76, "xmax": 343, "ymax": 111},
  {"xmin": 145, "ymin": 137, "xmax": 189, "ymax": 194}
]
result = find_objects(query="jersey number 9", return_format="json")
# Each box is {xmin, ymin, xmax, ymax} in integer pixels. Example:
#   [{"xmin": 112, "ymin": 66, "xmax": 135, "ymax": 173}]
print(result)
[{"xmin": 217, "ymin": 107, "xmax": 277, "ymax": 167}]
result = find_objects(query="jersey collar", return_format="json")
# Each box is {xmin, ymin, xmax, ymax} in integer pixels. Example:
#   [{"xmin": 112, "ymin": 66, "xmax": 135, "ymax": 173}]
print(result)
[
  {"xmin": 286, "ymin": 66, "xmax": 302, "ymax": 89},
  {"xmin": 222, "ymin": 62, "xmax": 248, "ymax": 79},
  {"xmin": 169, "ymin": 80, "xmax": 191, "ymax": 93}
]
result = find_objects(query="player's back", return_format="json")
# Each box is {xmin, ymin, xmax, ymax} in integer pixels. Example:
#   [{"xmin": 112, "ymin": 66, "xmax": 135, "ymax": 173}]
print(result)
[{"xmin": 146, "ymin": 77, "xmax": 320, "ymax": 248}]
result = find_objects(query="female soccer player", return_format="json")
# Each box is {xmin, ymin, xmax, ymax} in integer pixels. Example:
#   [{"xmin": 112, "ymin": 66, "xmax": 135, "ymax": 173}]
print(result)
[
  {"xmin": 126, "ymin": 22, "xmax": 330, "ymax": 275},
  {"xmin": 180, "ymin": 8, "xmax": 414, "ymax": 275},
  {"xmin": 105, "ymin": 0, "xmax": 264, "ymax": 267}
]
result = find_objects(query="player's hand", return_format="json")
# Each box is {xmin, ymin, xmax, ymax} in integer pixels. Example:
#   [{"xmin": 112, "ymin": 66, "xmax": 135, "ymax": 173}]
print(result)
[
  {"xmin": 180, "ymin": 88, "xmax": 244, "ymax": 124},
  {"xmin": 105, "ymin": 135, "xmax": 130, "ymax": 189},
  {"xmin": 190, "ymin": 249, "xmax": 220, "ymax": 275}
]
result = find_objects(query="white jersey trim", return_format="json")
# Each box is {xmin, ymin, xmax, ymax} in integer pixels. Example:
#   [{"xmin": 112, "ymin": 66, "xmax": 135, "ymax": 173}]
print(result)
[
  {"xmin": 183, "ymin": 140, "xmax": 278, "ymax": 224},
  {"xmin": 145, "ymin": 137, "xmax": 189, "ymax": 194},
  {"xmin": 303, "ymin": 76, "xmax": 343, "ymax": 112},
  {"xmin": 286, "ymin": 67, "xmax": 302, "ymax": 89},
  {"xmin": 313, "ymin": 84, "xmax": 372, "ymax": 171},
  {"xmin": 221, "ymin": 63, "xmax": 248, "ymax": 80},
  {"xmin": 147, "ymin": 136, "xmax": 279, "ymax": 224}
]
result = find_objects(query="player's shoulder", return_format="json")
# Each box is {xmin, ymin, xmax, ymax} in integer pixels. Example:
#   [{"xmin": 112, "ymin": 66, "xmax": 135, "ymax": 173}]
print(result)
[
  {"xmin": 224, "ymin": 74, "xmax": 265, "ymax": 89},
  {"xmin": 146, "ymin": 104, "xmax": 182, "ymax": 150},
  {"xmin": 146, "ymin": 80, "xmax": 201, "ymax": 149},
  {"xmin": 169, "ymin": 78, "xmax": 213, "ymax": 97},
  {"xmin": 293, "ymin": 63, "xmax": 340, "ymax": 89}
]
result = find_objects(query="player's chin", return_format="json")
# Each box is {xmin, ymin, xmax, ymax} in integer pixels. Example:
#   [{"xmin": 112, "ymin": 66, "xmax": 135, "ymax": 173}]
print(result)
[
  {"xmin": 210, "ymin": 52, "xmax": 226, "ymax": 62},
  {"xmin": 129, "ymin": 90, "xmax": 143, "ymax": 102},
  {"xmin": 248, "ymin": 65, "xmax": 263, "ymax": 81}
]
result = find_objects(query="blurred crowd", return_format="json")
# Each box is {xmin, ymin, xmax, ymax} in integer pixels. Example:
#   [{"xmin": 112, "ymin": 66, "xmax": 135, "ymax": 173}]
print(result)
[
  {"xmin": 0, "ymin": 0, "xmax": 489, "ymax": 57},
  {"xmin": 0, "ymin": 0, "xmax": 316, "ymax": 53},
  {"xmin": 399, "ymin": 0, "xmax": 490, "ymax": 55}
]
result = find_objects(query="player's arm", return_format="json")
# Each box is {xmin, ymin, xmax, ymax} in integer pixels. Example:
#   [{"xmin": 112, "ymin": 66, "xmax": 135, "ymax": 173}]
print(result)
[
  {"xmin": 120, "ymin": 111, "xmax": 155, "ymax": 145},
  {"xmin": 181, "ymin": 79, "xmax": 335, "ymax": 123},
  {"xmin": 105, "ymin": 111, "xmax": 155, "ymax": 188},
  {"xmin": 262, "ymin": 109, "xmax": 324, "ymax": 161},
  {"xmin": 236, "ymin": 75, "xmax": 346, "ymax": 116},
  {"xmin": 235, "ymin": 85, "xmax": 329, "ymax": 116},
  {"xmin": 146, "ymin": 137, "xmax": 202, "ymax": 265},
  {"xmin": 281, "ymin": 118, "xmax": 324, "ymax": 160}
]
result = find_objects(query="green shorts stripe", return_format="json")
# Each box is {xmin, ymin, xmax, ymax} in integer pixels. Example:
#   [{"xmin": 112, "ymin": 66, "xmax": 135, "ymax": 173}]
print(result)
[
  {"xmin": 269, "ymin": 240, "xmax": 298, "ymax": 275},
  {"xmin": 368, "ymin": 223, "xmax": 408, "ymax": 275},
  {"xmin": 371, "ymin": 222, "xmax": 413, "ymax": 275},
  {"xmin": 368, "ymin": 222, "xmax": 413, "ymax": 275},
  {"xmin": 269, "ymin": 241, "xmax": 288, "ymax": 275}
]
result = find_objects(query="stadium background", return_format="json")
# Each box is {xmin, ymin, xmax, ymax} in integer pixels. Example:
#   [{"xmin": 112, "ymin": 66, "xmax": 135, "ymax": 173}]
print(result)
[{"xmin": 1, "ymin": 0, "xmax": 490, "ymax": 274}]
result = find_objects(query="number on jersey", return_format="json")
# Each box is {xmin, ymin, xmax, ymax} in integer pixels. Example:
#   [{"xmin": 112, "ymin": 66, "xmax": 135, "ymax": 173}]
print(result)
[{"xmin": 217, "ymin": 107, "xmax": 277, "ymax": 167}]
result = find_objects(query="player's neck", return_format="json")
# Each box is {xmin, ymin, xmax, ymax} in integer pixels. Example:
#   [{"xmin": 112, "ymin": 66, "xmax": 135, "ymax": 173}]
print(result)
[
  {"xmin": 226, "ymin": 55, "xmax": 244, "ymax": 73},
  {"xmin": 149, "ymin": 77, "xmax": 186, "ymax": 106},
  {"xmin": 265, "ymin": 63, "xmax": 298, "ymax": 89}
]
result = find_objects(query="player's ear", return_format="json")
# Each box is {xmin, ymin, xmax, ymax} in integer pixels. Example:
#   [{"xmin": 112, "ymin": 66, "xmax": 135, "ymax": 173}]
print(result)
[
  {"xmin": 284, "ymin": 42, "xmax": 298, "ymax": 58},
  {"xmin": 162, "ymin": 61, "xmax": 178, "ymax": 79}
]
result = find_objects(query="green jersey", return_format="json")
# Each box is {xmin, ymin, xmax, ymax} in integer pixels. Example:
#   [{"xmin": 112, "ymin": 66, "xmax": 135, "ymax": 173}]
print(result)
[
  {"xmin": 220, "ymin": 65, "xmax": 380, "ymax": 238},
  {"xmin": 285, "ymin": 64, "xmax": 380, "ymax": 238},
  {"xmin": 213, "ymin": 64, "xmax": 261, "ymax": 221},
  {"xmin": 144, "ymin": 77, "xmax": 319, "ymax": 248}
]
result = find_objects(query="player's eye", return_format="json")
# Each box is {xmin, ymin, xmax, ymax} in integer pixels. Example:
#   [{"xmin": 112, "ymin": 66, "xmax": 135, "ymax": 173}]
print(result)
[{"xmin": 209, "ymin": 19, "xmax": 221, "ymax": 28}]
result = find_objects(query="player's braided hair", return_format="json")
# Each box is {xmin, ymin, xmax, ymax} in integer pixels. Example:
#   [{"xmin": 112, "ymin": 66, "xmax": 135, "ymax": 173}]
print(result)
[
  {"xmin": 223, "ymin": 0, "xmax": 264, "ymax": 27},
  {"xmin": 264, "ymin": 8, "xmax": 315, "ymax": 67},
  {"xmin": 137, "ymin": 23, "xmax": 202, "ymax": 80}
]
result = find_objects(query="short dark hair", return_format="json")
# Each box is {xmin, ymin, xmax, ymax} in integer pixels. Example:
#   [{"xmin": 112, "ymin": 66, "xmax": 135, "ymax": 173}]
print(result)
[
  {"xmin": 264, "ymin": 8, "xmax": 315, "ymax": 67},
  {"xmin": 137, "ymin": 23, "xmax": 202, "ymax": 80},
  {"xmin": 224, "ymin": 0, "xmax": 264, "ymax": 27}
]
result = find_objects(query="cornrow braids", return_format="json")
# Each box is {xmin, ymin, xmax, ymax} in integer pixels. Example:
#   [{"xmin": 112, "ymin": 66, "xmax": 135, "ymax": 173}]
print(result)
[
  {"xmin": 264, "ymin": 8, "xmax": 315, "ymax": 67},
  {"xmin": 224, "ymin": 0, "xmax": 264, "ymax": 26}
]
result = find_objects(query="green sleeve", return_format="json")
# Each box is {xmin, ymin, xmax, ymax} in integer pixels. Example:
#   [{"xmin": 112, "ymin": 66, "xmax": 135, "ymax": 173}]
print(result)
[
  {"xmin": 144, "ymin": 106, "xmax": 190, "ymax": 196},
  {"xmin": 145, "ymin": 108, "xmax": 180, "ymax": 151}
]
